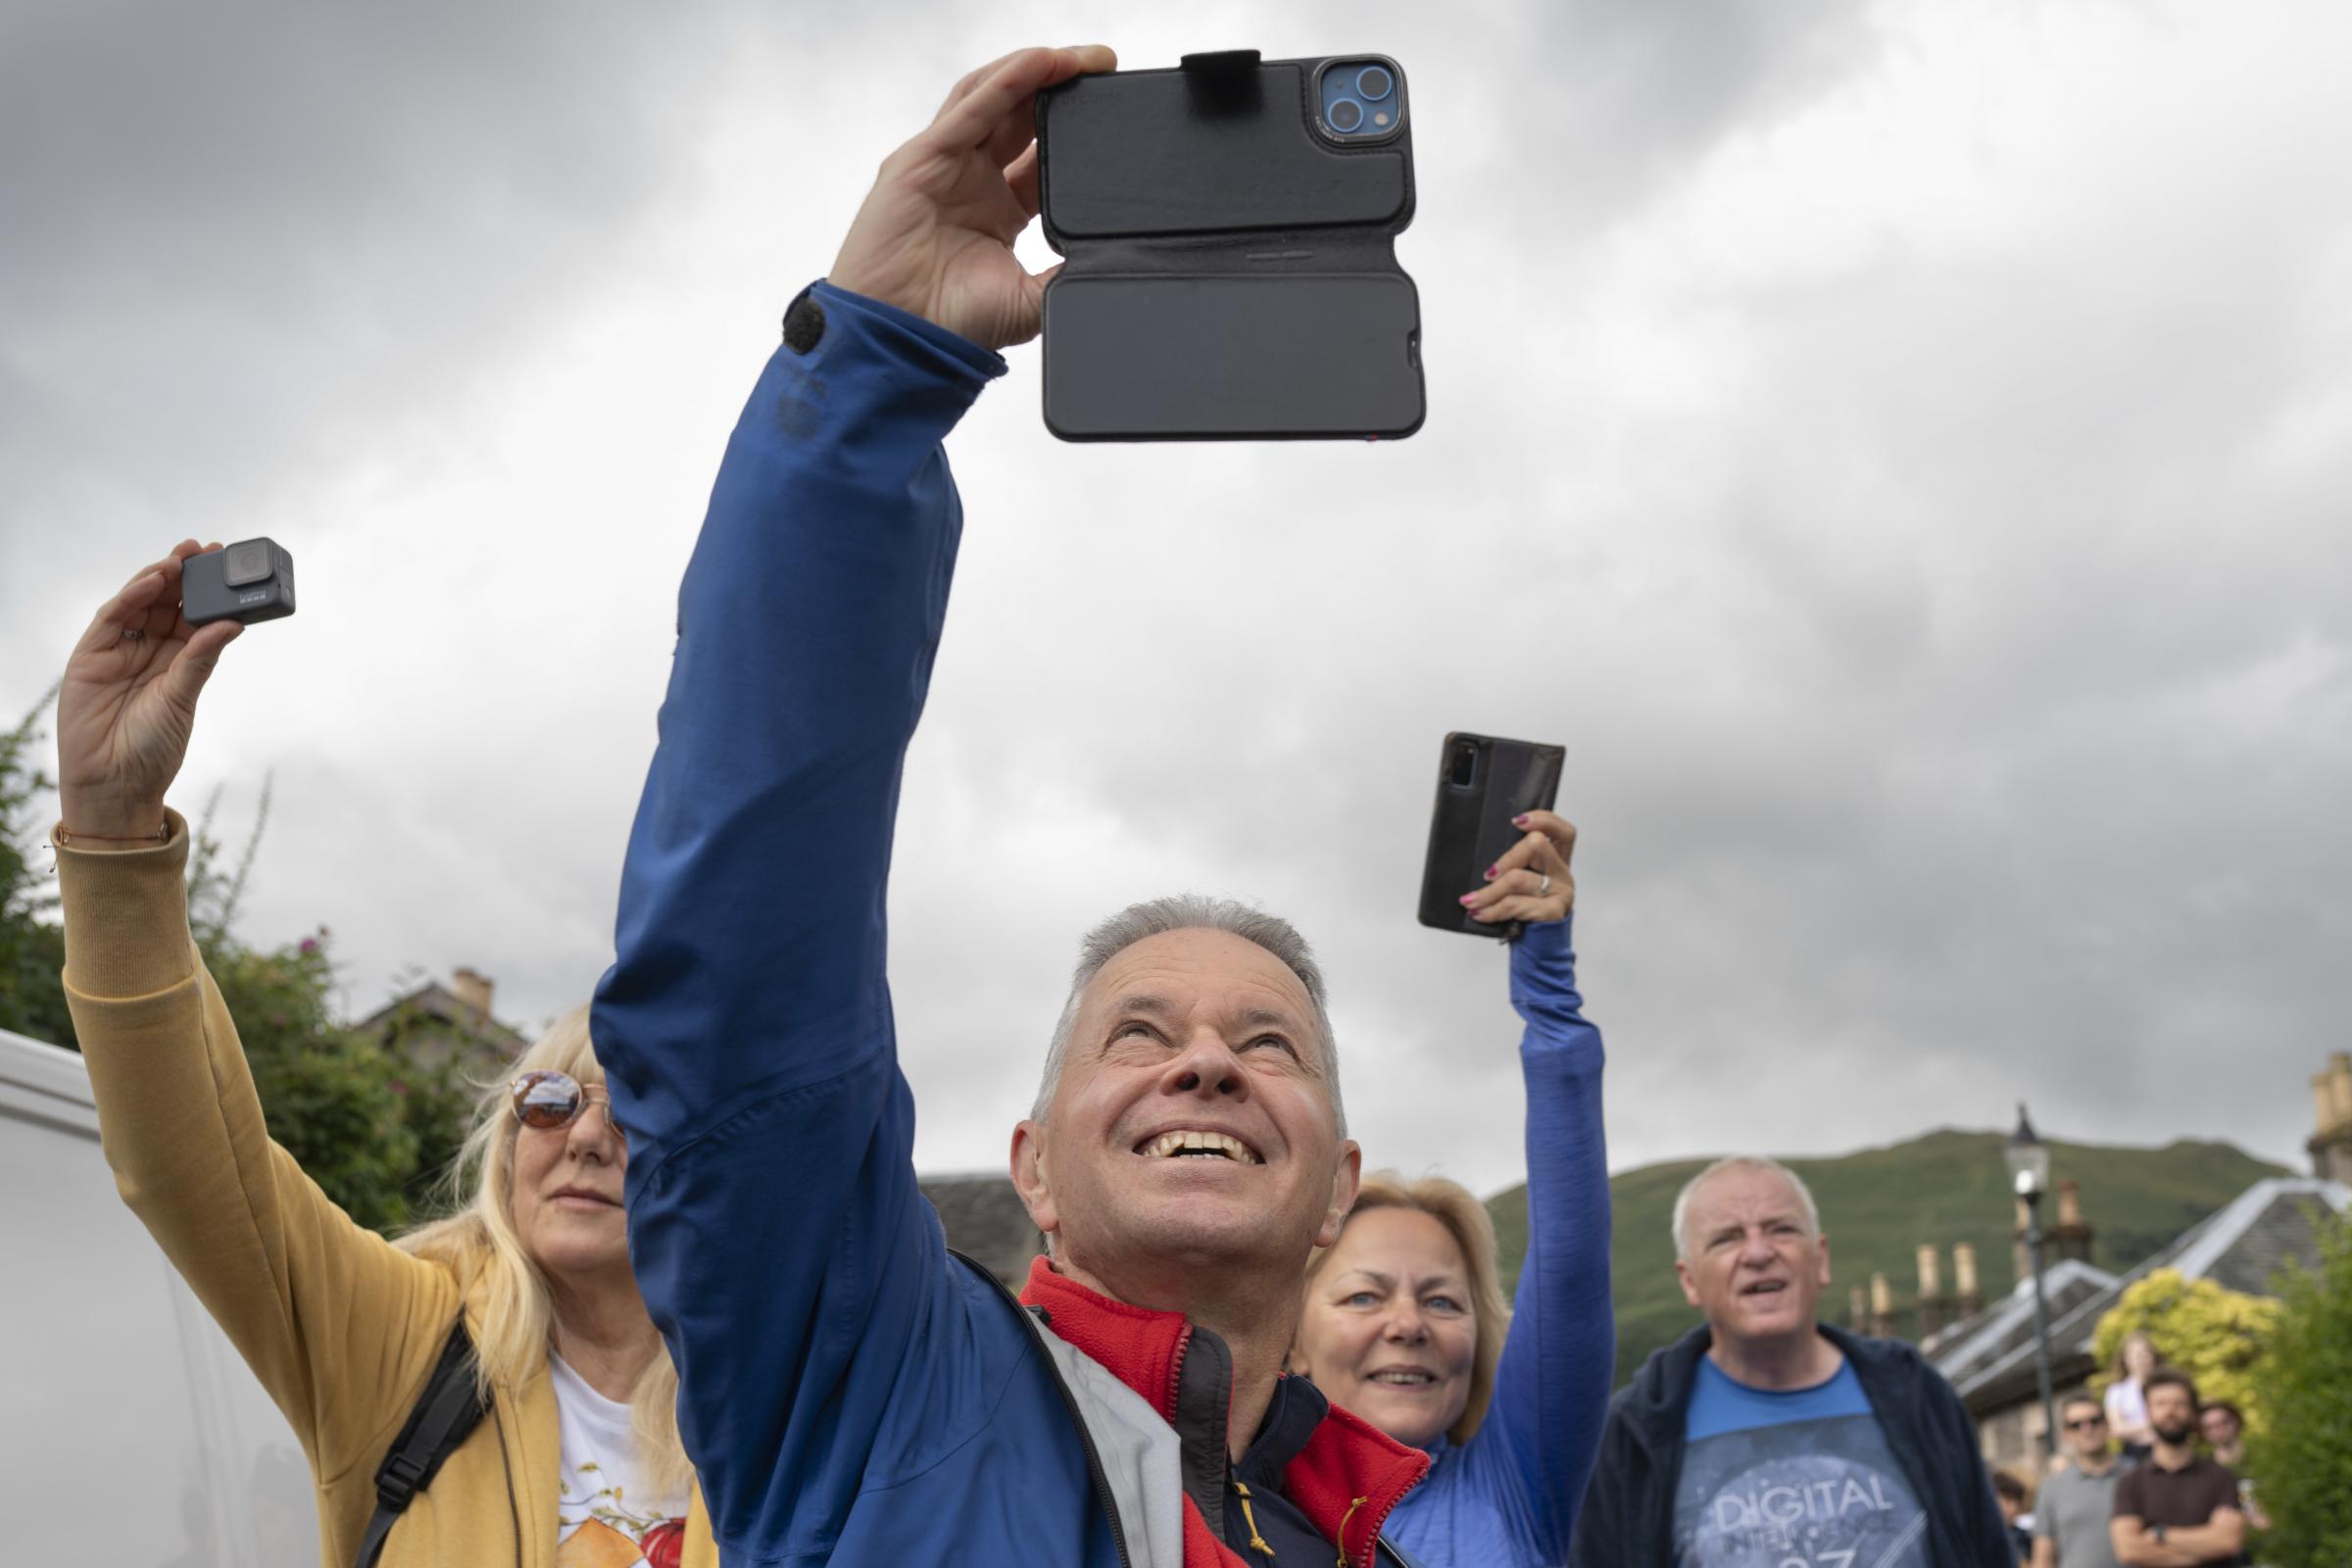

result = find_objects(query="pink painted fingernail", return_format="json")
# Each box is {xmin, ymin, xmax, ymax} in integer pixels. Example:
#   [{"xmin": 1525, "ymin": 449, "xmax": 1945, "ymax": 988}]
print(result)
[
  {"xmin": 1484, "ymin": 864, "xmax": 1498, "ymax": 879},
  {"xmin": 1513, "ymin": 814, "xmax": 1529, "ymax": 826},
  {"xmin": 1459, "ymin": 893, "xmax": 1478, "ymax": 906}
]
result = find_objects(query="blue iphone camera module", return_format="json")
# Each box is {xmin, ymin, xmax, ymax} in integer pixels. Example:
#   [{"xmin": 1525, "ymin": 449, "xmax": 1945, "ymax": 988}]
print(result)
[{"xmin": 1318, "ymin": 57, "xmax": 1404, "ymax": 142}]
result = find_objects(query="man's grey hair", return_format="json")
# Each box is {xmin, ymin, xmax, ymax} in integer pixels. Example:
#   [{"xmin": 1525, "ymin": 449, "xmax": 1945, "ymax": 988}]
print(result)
[
  {"xmin": 1030, "ymin": 895, "xmax": 1346, "ymax": 1136},
  {"xmin": 1670, "ymin": 1155, "xmax": 1821, "ymax": 1263}
]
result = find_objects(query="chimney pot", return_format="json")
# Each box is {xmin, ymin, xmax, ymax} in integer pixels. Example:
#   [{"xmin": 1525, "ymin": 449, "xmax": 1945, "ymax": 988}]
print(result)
[
  {"xmin": 1916, "ymin": 1244, "xmax": 1942, "ymax": 1298},
  {"xmin": 1870, "ymin": 1272, "xmax": 1892, "ymax": 1315},
  {"xmin": 2057, "ymin": 1179, "xmax": 2084, "ymax": 1229},
  {"xmin": 1953, "ymin": 1243, "xmax": 1980, "ymax": 1298},
  {"xmin": 450, "ymin": 966, "xmax": 494, "ymax": 1020}
]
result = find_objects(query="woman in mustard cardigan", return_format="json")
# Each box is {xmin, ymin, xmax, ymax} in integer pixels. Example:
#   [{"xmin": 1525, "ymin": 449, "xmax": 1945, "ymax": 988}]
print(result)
[{"xmin": 54, "ymin": 541, "xmax": 717, "ymax": 1567}]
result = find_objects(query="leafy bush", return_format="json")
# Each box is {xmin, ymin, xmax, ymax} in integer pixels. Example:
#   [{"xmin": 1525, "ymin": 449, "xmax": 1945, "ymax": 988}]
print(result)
[
  {"xmin": 2244, "ymin": 1217, "xmax": 2352, "ymax": 1567},
  {"xmin": 2089, "ymin": 1267, "xmax": 2283, "ymax": 1438},
  {"xmin": 0, "ymin": 697, "xmax": 74, "ymax": 1049}
]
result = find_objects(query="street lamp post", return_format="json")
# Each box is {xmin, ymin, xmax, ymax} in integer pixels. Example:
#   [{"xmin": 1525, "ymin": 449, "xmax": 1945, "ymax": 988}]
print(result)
[{"xmin": 2005, "ymin": 1103, "xmax": 2060, "ymax": 1464}]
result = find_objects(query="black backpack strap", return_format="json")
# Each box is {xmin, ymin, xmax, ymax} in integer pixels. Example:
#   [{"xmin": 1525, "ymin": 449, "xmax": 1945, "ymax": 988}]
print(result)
[{"xmin": 353, "ymin": 1320, "xmax": 490, "ymax": 1568}]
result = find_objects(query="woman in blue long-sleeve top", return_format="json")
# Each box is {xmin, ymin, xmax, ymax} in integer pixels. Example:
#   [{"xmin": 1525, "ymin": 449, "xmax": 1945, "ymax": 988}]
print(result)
[{"xmin": 1290, "ymin": 808, "xmax": 1612, "ymax": 1568}]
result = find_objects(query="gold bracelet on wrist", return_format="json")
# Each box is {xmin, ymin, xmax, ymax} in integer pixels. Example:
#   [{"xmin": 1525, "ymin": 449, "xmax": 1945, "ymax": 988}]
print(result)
[{"xmin": 55, "ymin": 821, "xmax": 171, "ymax": 847}]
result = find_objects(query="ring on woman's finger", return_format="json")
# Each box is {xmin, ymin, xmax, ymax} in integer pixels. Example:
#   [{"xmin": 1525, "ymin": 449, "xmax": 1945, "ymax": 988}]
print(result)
[
  {"xmin": 118, "ymin": 627, "xmax": 145, "ymax": 643},
  {"xmin": 1538, "ymin": 873, "xmax": 1551, "ymax": 897}
]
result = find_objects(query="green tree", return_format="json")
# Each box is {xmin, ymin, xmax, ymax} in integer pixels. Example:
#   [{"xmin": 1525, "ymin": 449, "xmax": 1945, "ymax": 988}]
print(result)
[
  {"xmin": 1, "ymin": 738, "xmax": 478, "ymax": 1235},
  {"xmin": 2245, "ymin": 1217, "xmax": 2352, "ymax": 1567},
  {"xmin": 0, "ymin": 695, "xmax": 74, "ymax": 1047},
  {"xmin": 2090, "ymin": 1267, "xmax": 2283, "ymax": 1439},
  {"xmin": 184, "ymin": 799, "xmax": 476, "ymax": 1234}
]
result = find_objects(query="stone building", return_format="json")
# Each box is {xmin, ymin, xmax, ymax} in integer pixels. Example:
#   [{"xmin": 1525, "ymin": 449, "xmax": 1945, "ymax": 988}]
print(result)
[
  {"xmin": 1925, "ymin": 1061, "xmax": 2352, "ymax": 1471},
  {"xmin": 355, "ymin": 965, "xmax": 528, "ymax": 1083}
]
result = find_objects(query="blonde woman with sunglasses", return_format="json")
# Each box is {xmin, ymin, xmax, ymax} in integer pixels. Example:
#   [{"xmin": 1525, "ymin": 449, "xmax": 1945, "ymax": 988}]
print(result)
[{"xmin": 52, "ymin": 543, "xmax": 716, "ymax": 1567}]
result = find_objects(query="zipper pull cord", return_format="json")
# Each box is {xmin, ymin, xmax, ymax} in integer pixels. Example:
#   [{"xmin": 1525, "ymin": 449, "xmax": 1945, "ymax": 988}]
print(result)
[
  {"xmin": 1232, "ymin": 1481, "xmax": 1277, "ymax": 1556},
  {"xmin": 1333, "ymin": 1494, "xmax": 1369, "ymax": 1568}
]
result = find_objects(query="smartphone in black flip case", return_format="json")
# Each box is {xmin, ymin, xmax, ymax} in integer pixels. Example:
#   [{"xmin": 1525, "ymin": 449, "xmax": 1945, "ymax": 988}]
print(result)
[{"xmin": 1036, "ymin": 51, "xmax": 1423, "ymax": 442}]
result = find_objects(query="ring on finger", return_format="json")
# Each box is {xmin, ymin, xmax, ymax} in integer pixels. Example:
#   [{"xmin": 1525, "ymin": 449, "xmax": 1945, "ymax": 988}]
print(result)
[
  {"xmin": 1538, "ymin": 873, "xmax": 1551, "ymax": 897},
  {"xmin": 119, "ymin": 627, "xmax": 145, "ymax": 643}
]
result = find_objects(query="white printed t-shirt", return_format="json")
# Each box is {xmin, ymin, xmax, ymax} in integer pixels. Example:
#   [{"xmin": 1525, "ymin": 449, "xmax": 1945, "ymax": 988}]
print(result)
[
  {"xmin": 1673, "ymin": 1356, "xmax": 1929, "ymax": 1568},
  {"xmin": 551, "ymin": 1352, "xmax": 690, "ymax": 1568}
]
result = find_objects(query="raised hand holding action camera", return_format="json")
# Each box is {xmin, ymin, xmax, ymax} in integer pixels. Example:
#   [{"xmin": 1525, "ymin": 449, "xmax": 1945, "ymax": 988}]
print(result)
[{"xmin": 55, "ymin": 541, "xmax": 247, "ymax": 844}]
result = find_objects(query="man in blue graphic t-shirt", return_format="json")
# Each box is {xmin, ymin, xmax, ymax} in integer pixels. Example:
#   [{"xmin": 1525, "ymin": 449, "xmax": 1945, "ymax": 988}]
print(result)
[{"xmin": 1572, "ymin": 1157, "xmax": 2014, "ymax": 1568}]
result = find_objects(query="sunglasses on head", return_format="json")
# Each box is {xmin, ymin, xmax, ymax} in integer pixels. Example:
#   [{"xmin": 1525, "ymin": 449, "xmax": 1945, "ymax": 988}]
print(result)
[{"xmin": 510, "ymin": 1069, "xmax": 623, "ymax": 1143}]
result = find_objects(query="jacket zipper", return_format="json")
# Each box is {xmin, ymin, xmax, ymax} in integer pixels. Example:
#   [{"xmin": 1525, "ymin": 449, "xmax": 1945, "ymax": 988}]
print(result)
[{"xmin": 952, "ymin": 1251, "xmax": 1134, "ymax": 1568}]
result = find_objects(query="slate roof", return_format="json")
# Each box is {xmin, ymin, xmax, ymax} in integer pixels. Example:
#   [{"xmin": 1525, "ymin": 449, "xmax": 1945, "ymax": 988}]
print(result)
[
  {"xmin": 1927, "ymin": 1177, "xmax": 2349, "ymax": 1416},
  {"xmin": 919, "ymin": 1172, "xmax": 1041, "ymax": 1289},
  {"xmin": 355, "ymin": 981, "xmax": 530, "ymax": 1064}
]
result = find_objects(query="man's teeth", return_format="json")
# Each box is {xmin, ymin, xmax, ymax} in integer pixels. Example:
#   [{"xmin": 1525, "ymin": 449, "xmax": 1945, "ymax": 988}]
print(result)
[{"xmin": 1140, "ymin": 1129, "xmax": 1259, "ymax": 1164}]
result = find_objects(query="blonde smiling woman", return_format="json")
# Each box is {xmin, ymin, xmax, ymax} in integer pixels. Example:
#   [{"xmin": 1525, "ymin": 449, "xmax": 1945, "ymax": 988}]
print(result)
[{"xmin": 53, "ymin": 541, "xmax": 716, "ymax": 1567}]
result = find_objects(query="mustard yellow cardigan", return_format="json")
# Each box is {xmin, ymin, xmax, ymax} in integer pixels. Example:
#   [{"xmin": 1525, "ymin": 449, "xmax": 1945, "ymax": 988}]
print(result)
[{"xmin": 59, "ymin": 816, "xmax": 716, "ymax": 1568}]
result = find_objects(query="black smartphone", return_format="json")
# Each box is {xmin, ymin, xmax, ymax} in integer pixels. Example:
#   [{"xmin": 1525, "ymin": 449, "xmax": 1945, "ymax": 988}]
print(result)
[
  {"xmin": 1416, "ymin": 732, "xmax": 1565, "ymax": 940},
  {"xmin": 1035, "ymin": 50, "xmax": 1422, "ymax": 442}
]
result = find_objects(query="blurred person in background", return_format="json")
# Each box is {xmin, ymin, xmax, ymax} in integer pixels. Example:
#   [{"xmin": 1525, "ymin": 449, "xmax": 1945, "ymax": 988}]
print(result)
[
  {"xmin": 2193, "ymin": 1402, "xmax": 2267, "ymax": 1533},
  {"xmin": 1289, "ymin": 809, "xmax": 1612, "ymax": 1568},
  {"xmin": 1993, "ymin": 1471, "xmax": 2034, "ymax": 1563},
  {"xmin": 2031, "ymin": 1395, "xmax": 2124, "ymax": 1568},
  {"xmin": 2103, "ymin": 1332, "xmax": 2161, "ymax": 1460},
  {"xmin": 52, "ymin": 543, "xmax": 714, "ymax": 1567},
  {"xmin": 2109, "ymin": 1370, "xmax": 2244, "ymax": 1567}
]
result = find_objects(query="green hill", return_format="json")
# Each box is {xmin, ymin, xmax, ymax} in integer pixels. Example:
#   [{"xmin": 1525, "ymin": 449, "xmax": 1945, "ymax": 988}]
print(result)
[{"xmin": 1487, "ymin": 1129, "xmax": 2289, "ymax": 1389}]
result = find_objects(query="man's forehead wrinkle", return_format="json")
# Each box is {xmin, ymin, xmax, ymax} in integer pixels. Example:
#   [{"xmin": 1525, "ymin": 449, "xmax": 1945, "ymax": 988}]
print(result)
[{"xmin": 1105, "ymin": 991, "xmax": 1179, "ymax": 1020}]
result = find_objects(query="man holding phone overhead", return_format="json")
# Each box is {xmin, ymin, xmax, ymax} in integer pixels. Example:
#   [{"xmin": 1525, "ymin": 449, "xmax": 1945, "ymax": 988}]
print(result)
[{"xmin": 591, "ymin": 46, "xmax": 1453, "ymax": 1568}]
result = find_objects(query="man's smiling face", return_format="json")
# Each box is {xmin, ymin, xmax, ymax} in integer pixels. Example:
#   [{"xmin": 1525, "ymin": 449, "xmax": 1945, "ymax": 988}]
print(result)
[
  {"xmin": 1675, "ymin": 1164, "xmax": 1832, "ymax": 1348},
  {"xmin": 1011, "ymin": 928, "xmax": 1359, "ymax": 1300}
]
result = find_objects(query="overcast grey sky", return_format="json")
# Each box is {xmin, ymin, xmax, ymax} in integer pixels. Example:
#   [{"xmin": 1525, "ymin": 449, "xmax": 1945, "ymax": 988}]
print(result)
[{"xmin": 7, "ymin": 0, "xmax": 2349, "ymax": 1195}]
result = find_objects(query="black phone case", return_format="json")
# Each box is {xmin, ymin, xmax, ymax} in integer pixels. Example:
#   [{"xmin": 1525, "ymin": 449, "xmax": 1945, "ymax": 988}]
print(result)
[
  {"xmin": 1417, "ymin": 732, "xmax": 1566, "ymax": 941},
  {"xmin": 1036, "ymin": 50, "xmax": 1422, "ymax": 442}
]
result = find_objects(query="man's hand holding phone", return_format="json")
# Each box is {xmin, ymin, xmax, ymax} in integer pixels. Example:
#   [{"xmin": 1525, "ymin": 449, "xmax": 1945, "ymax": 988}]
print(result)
[{"xmin": 827, "ymin": 44, "xmax": 1116, "ymax": 354}]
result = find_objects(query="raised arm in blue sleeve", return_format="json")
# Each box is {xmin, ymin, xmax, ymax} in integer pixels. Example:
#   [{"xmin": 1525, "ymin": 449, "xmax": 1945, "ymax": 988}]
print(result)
[
  {"xmin": 591, "ymin": 282, "xmax": 1004, "ymax": 1557},
  {"xmin": 1494, "ymin": 914, "xmax": 1615, "ymax": 1556},
  {"xmin": 1388, "ymin": 914, "xmax": 1613, "ymax": 1568}
]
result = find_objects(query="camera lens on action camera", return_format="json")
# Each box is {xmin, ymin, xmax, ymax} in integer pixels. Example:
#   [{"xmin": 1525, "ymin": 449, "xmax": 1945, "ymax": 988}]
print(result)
[
  {"xmin": 1329, "ymin": 98, "xmax": 1364, "ymax": 133},
  {"xmin": 222, "ymin": 541, "xmax": 272, "ymax": 588},
  {"xmin": 1356, "ymin": 67, "xmax": 1393, "ymax": 101}
]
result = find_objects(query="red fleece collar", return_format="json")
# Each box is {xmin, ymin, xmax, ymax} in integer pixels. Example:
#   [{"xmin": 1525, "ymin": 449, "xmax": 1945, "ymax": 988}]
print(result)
[{"xmin": 1019, "ymin": 1258, "xmax": 1428, "ymax": 1568}]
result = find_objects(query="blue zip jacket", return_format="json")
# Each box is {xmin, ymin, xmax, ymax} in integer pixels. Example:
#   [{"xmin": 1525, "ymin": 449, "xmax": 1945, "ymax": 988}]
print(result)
[
  {"xmin": 1383, "ymin": 915, "xmax": 1613, "ymax": 1568},
  {"xmin": 590, "ymin": 284, "xmax": 1425, "ymax": 1568}
]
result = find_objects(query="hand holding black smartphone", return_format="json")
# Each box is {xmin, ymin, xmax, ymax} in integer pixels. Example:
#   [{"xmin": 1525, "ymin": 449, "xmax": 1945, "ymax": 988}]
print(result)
[
  {"xmin": 1417, "ymin": 732, "xmax": 1566, "ymax": 940},
  {"xmin": 1035, "ymin": 50, "xmax": 1423, "ymax": 442}
]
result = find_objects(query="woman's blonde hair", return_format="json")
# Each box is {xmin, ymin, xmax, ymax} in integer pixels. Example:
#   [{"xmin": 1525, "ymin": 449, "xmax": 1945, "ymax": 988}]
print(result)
[
  {"xmin": 1301, "ymin": 1172, "xmax": 1513, "ymax": 1446},
  {"xmin": 397, "ymin": 1004, "xmax": 688, "ymax": 1497}
]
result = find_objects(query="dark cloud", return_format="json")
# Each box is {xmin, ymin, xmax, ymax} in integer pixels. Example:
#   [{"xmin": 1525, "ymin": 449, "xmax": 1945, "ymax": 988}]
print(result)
[{"xmin": 7, "ymin": 3, "xmax": 2349, "ymax": 1200}]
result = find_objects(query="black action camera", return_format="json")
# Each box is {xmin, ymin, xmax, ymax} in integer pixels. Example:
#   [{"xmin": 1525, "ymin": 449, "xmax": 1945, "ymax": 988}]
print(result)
[{"xmin": 181, "ymin": 538, "xmax": 297, "ymax": 627}]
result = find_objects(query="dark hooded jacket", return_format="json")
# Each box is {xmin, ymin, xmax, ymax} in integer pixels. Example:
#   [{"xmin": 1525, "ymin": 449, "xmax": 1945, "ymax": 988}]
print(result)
[{"xmin": 1568, "ymin": 1322, "xmax": 2014, "ymax": 1568}]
